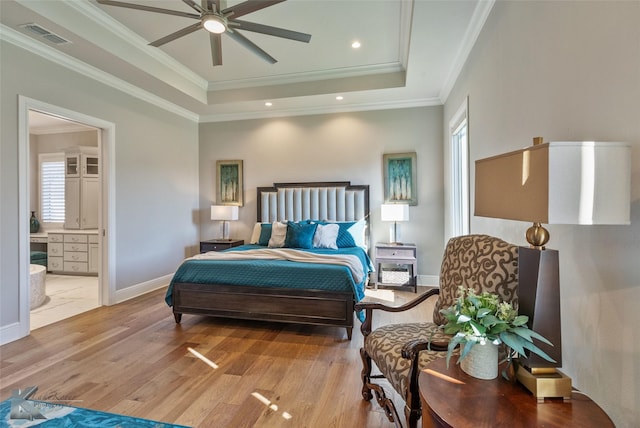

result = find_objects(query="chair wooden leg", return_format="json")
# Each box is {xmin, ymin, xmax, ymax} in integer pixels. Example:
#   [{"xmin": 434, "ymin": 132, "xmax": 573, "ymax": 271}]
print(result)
[
  {"xmin": 360, "ymin": 348, "xmax": 403, "ymax": 427},
  {"xmin": 404, "ymin": 402, "xmax": 421, "ymax": 428},
  {"xmin": 404, "ymin": 354, "xmax": 423, "ymax": 428},
  {"xmin": 359, "ymin": 347, "xmax": 373, "ymax": 401}
]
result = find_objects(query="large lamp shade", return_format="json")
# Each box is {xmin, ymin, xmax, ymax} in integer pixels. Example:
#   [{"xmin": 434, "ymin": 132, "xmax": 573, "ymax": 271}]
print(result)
[{"xmin": 475, "ymin": 141, "xmax": 631, "ymax": 226}]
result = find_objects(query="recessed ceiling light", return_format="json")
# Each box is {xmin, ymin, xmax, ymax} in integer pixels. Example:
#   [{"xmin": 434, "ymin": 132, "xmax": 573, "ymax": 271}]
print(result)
[
  {"xmin": 336, "ymin": 96, "xmax": 344, "ymax": 101},
  {"xmin": 265, "ymin": 102, "xmax": 273, "ymax": 107},
  {"xmin": 351, "ymin": 41, "xmax": 361, "ymax": 49}
]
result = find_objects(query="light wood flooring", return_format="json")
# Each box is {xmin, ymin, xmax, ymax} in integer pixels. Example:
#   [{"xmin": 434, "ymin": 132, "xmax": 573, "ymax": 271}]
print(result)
[{"xmin": 1, "ymin": 285, "xmax": 436, "ymax": 427}]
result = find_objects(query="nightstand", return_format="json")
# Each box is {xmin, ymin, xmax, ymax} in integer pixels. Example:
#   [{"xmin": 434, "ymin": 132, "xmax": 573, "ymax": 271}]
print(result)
[
  {"xmin": 374, "ymin": 243, "xmax": 417, "ymax": 292},
  {"xmin": 200, "ymin": 239, "xmax": 244, "ymax": 253}
]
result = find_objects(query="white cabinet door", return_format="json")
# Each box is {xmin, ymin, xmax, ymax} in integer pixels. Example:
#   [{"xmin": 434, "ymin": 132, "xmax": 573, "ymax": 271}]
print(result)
[
  {"xmin": 88, "ymin": 243, "xmax": 99, "ymax": 273},
  {"xmin": 83, "ymin": 154, "xmax": 99, "ymax": 177},
  {"xmin": 81, "ymin": 178, "xmax": 99, "ymax": 229},
  {"xmin": 65, "ymin": 178, "xmax": 81, "ymax": 229}
]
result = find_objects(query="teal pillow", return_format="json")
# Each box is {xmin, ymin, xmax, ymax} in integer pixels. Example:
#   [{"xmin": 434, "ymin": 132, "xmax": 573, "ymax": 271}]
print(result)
[
  {"xmin": 335, "ymin": 221, "xmax": 357, "ymax": 247},
  {"xmin": 285, "ymin": 221, "xmax": 318, "ymax": 249},
  {"xmin": 258, "ymin": 223, "xmax": 272, "ymax": 246}
]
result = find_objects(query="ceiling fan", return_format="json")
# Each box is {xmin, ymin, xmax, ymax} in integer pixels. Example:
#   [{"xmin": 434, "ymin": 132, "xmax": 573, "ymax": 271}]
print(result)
[{"xmin": 96, "ymin": 0, "xmax": 312, "ymax": 66}]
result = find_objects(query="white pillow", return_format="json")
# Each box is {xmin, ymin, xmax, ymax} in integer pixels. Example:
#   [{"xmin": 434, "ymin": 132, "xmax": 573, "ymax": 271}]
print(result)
[
  {"xmin": 313, "ymin": 223, "xmax": 339, "ymax": 249},
  {"xmin": 249, "ymin": 223, "xmax": 262, "ymax": 244},
  {"xmin": 268, "ymin": 221, "xmax": 288, "ymax": 248}
]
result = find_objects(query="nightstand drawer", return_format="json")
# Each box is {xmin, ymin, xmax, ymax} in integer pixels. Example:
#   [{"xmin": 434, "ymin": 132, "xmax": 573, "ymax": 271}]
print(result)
[
  {"xmin": 376, "ymin": 247, "xmax": 416, "ymax": 259},
  {"xmin": 200, "ymin": 239, "xmax": 244, "ymax": 253}
]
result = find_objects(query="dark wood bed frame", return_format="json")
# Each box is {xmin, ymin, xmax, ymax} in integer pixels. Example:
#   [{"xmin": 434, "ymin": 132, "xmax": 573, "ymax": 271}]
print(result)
[{"xmin": 171, "ymin": 181, "xmax": 370, "ymax": 340}]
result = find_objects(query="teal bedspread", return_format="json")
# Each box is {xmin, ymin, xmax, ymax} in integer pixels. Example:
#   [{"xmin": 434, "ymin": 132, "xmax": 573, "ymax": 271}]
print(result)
[{"xmin": 165, "ymin": 245, "xmax": 373, "ymax": 309}]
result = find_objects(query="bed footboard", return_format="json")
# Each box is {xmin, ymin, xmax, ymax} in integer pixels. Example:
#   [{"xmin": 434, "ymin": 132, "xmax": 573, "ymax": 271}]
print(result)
[{"xmin": 172, "ymin": 282, "xmax": 355, "ymax": 339}]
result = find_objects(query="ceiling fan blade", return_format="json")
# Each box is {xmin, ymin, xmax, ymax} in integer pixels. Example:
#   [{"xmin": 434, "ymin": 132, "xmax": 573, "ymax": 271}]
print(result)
[
  {"xmin": 149, "ymin": 22, "xmax": 202, "ymax": 47},
  {"xmin": 229, "ymin": 19, "xmax": 311, "ymax": 43},
  {"xmin": 96, "ymin": 0, "xmax": 200, "ymax": 19},
  {"xmin": 226, "ymin": 29, "xmax": 277, "ymax": 64},
  {"xmin": 182, "ymin": 0, "xmax": 204, "ymax": 14},
  {"xmin": 222, "ymin": 0, "xmax": 285, "ymax": 19},
  {"xmin": 210, "ymin": 33, "xmax": 223, "ymax": 66}
]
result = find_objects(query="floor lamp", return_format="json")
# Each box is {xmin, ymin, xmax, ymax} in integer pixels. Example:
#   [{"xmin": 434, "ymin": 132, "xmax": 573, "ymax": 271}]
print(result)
[{"xmin": 475, "ymin": 138, "xmax": 631, "ymax": 400}]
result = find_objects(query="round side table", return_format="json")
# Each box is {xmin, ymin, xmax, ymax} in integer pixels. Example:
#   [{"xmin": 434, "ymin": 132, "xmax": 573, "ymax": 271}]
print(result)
[{"xmin": 419, "ymin": 358, "xmax": 614, "ymax": 428}]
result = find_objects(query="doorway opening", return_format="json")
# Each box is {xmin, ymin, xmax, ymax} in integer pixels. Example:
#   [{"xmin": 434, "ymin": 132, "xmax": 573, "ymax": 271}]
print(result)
[
  {"xmin": 18, "ymin": 96, "xmax": 115, "ymax": 337},
  {"xmin": 28, "ymin": 110, "xmax": 101, "ymax": 329}
]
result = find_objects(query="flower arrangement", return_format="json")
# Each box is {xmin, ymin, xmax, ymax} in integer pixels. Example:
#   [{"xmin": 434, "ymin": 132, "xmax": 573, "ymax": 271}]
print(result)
[{"xmin": 439, "ymin": 286, "xmax": 555, "ymax": 368}]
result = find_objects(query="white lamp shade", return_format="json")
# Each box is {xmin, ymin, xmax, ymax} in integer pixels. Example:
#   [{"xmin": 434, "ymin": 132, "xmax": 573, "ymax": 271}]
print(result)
[
  {"xmin": 381, "ymin": 204, "xmax": 410, "ymax": 222},
  {"xmin": 475, "ymin": 141, "xmax": 631, "ymax": 225},
  {"xmin": 210, "ymin": 205, "xmax": 239, "ymax": 221}
]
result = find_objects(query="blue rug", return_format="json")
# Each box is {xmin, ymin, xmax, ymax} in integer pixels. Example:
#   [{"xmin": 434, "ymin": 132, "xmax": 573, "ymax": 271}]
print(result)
[{"xmin": 0, "ymin": 398, "xmax": 190, "ymax": 427}]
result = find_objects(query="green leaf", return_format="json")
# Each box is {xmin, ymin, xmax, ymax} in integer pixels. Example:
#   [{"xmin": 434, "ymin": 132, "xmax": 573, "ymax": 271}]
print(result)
[
  {"xmin": 477, "ymin": 308, "xmax": 491, "ymax": 318},
  {"xmin": 512, "ymin": 315, "xmax": 529, "ymax": 326},
  {"xmin": 457, "ymin": 314, "xmax": 471, "ymax": 323},
  {"xmin": 469, "ymin": 320, "xmax": 486, "ymax": 337},
  {"xmin": 510, "ymin": 327, "xmax": 553, "ymax": 346},
  {"xmin": 521, "ymin": 340, "xmax": 556, "ymax": 363}
]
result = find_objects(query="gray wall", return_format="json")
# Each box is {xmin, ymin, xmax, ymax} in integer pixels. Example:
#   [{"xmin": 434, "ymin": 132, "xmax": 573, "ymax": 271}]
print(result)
[
  {"xmin": 444, "ymin": 2, "xmax": 640, "ymax": 426},
  {"xmin": 1, "ymin": 41, "xmax": 199, "ymax": 328},
  {"xmin": 198, "ymin": 107, "xmax": 445, "ymax": 282}
]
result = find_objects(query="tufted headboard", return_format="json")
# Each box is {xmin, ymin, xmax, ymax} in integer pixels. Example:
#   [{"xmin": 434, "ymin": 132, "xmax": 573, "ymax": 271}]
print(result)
[{"xmin": 257, "ymin": 181, "xmax": 370, "ymax": 247}]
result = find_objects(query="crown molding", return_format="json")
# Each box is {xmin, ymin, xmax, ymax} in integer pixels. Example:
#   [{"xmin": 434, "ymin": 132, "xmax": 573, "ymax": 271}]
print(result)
[
  {"xmin": 66, "ymin": 0, "xmax": 209, "ymax": 93},
  {"xmin": 207, "ymin": 62, "xmax": 404, "ymax": 92},
  {"xmin": 1, "ymin": 24, "xmax": 199, "ymax": 122},
  {"xmin": 439, "ymin": 0, "xmax": 495, "ymax": 103},
  {"xmin": 199, "ymin": 96, "xmax": 441, "ymax": 123}
]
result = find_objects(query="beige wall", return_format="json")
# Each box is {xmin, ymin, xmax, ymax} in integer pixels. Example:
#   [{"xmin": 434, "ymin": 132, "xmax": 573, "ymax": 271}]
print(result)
[
  {"xmin": 444, "ymin": 1, "xmax": 640, "ymax": 426},
  {"xmin": 198, "ymin": 107, "xmax": 445, "ymax": 282}
]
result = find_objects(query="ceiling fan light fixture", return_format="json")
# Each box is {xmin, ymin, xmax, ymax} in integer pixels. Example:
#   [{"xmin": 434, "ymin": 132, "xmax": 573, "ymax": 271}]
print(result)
[{"xmin": 203, "ymin": 15, "xmax": 226, "ymax": 34}]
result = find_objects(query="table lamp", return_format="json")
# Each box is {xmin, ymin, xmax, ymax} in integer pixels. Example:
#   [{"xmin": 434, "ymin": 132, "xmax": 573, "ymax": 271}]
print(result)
[
  {"xmin": 210, "ymin": 205, "xmax": 239, "ymax": 240},
  {"xmin": 380, "ymin": 203, "xmax": 409, "ymax": 245},
  {"xmin": 475, "ymin": 138, "xmax": 631, "ymax": 400}
]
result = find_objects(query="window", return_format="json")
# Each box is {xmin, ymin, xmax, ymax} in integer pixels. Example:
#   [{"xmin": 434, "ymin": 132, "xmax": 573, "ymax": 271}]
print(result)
[
  {"xmin": 39, "ymin": 153, "xmax": 65, "ymax": 223},
  {"xmin": 450, "ymin": 98, "xmax": 469, "ymax": 237}
]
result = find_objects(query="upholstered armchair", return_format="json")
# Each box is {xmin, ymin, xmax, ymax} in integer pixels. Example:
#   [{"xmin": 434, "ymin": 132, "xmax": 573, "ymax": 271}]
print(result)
[{"xmin": 355, "ymin": 234, "xmax": 519, "ymax": 428}]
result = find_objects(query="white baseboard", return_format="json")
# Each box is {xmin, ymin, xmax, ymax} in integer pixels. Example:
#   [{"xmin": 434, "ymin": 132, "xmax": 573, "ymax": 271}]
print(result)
[
  {"xmin": 418, "ymin": 274, "xmax": 439, "ymax": 287},
  {"xmin": 0, "ymin": 321, "xmax": 28, "ymax": 346},
  {"xmin": 113, "ymin": 273, "xmax": 173, "ymax": 304}
]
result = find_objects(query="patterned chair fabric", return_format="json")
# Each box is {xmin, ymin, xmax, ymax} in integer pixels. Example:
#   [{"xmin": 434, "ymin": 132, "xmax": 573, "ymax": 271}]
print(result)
[{"xmin": 362, "ymin": 234, "xmax": 519, "ymax": 418}]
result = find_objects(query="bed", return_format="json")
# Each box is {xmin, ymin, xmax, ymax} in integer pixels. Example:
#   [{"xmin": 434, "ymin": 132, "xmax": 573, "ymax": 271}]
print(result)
[{"xmin": 165, "ymin": 181, "xmax": 371, "ymax": 339}]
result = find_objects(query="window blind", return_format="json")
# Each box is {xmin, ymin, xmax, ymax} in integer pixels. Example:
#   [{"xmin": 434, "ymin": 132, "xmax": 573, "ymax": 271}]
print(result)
[{"xmin": 40, "ymin": 156, "xmax": 65, "ymax": 223}]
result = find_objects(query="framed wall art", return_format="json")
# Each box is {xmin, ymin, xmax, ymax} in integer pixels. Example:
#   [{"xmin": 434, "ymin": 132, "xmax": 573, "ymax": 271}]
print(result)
[
  {"xmin": 383, "ymin": 152, "xmax": 417, "ymax": 205},
  {"xmin": 216, "ymin": 160, "xmax": 243, "ymax": 206}
]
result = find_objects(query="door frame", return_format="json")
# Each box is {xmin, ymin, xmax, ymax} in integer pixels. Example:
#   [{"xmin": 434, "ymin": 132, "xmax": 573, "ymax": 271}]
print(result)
[{"xmin": 17, "ymin": 95, "xmax": 116, "ymax": 336}]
